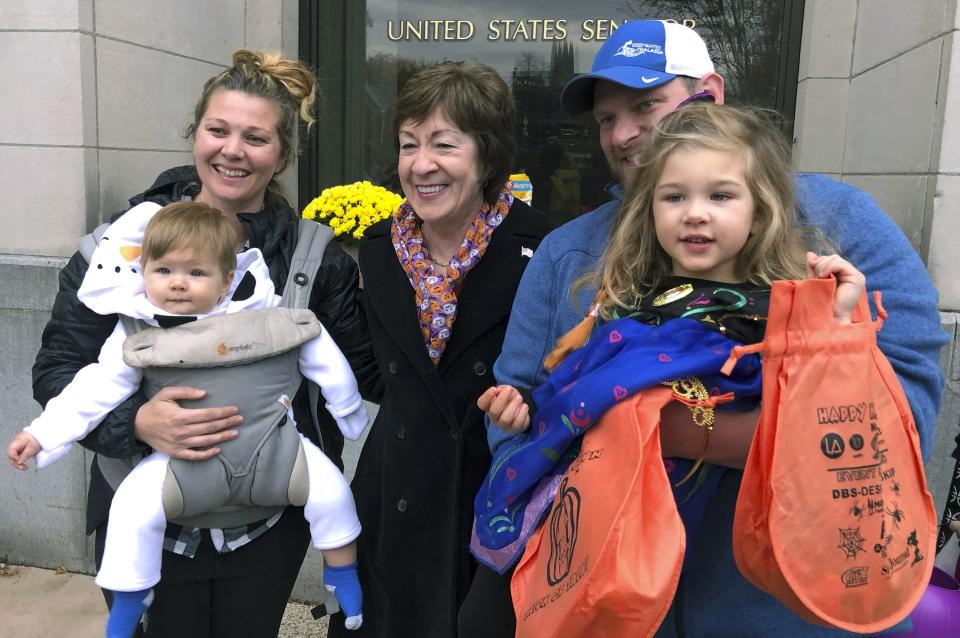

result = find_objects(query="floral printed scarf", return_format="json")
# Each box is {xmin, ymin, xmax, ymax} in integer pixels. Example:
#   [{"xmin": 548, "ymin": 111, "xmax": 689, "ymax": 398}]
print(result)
[{"xmin": 391, "ymin": 186, "xmax": 513, "ymax": 365}]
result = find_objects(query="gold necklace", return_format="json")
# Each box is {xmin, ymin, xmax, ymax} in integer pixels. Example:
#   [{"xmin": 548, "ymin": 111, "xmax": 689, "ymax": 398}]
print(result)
[{"xmin": 423, "ymin": 244, "xmax": 450, "ymax": 268}]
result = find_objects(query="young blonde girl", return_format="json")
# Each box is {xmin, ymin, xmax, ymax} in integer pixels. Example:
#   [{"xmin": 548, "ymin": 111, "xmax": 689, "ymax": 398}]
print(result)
[
  {"xmin": 480, "ymin": 103, "xmax": 864, "ymax": 433},
  {"xmin": 471, "ymin": 106, "xmax": 867, "ymax": 623}
]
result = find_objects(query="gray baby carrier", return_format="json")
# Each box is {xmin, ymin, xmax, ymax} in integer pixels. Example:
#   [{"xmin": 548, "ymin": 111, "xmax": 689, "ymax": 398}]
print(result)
[{"xmin": 78, "ymin": 219, "xmax": 335, "ymax": 528}]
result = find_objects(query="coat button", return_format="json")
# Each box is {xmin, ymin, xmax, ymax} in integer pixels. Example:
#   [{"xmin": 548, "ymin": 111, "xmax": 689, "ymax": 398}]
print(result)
[
  {"xmin": 397, "ymin": 498, "xmax": 408, "ymax": 512},
  {"xmin": 473, "ymin": 361, "xmax": 487, "ymax": 376},
  {"xmin": 388, "ymin": 361, "xmax": 399, "ymax": 375},
  {"xmin": 450, "ymin": 430, "xmax": 459, "ymax": 441},
  {"xmin": 396, "ymin": 427, "xmax": 406, "ymax": 440}
]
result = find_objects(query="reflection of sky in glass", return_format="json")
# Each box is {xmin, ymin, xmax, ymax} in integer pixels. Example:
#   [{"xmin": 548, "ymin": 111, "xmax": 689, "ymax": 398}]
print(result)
[{"xmin": 365, "ymin": 0, "xmax": 645, "ymax": 77}]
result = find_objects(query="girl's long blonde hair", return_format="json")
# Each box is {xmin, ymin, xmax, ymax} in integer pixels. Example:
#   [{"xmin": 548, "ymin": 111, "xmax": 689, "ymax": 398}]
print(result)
[{"xmin": 597, "ymin": 103, "xmax": 808, "ymax": 318}]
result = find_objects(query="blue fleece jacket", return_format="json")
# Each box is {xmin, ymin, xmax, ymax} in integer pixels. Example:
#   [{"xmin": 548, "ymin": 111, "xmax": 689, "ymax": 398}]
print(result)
[{"xmin": 491, "ymin": 173, "xmax": 947, "ymax": 637}]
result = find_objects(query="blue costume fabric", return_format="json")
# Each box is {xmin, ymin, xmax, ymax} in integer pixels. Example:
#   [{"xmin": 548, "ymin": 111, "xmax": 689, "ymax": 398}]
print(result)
[{"xmin": 472, "ymin": 309, "xmax": 763, "ymax": 573}]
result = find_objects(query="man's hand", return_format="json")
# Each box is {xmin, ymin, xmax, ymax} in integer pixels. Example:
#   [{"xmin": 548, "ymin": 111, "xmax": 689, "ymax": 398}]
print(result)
[
  {"xmin": 134, "ymin": 386, "xmax": 242, "ymax": 460},
  {"xmin": 806, "ymin": 252, "xmax": 866, "ymax": 325},
  {"xmin": 477, "ymin": 385, "xmax": 531, "ymax": 435},
  {"xmin": 7, "ymin": 432, "xmax": 42, "ymax": 470}
]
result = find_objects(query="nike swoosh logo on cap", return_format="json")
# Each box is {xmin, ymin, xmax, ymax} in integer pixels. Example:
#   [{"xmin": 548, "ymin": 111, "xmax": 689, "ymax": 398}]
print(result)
[{"xmin": 641, "ymin": 76, "xmax": 658, "ymax": 83}]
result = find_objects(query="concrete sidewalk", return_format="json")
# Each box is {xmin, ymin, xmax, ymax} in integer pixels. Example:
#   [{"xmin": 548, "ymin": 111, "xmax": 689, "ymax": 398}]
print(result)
[{"xmin": 0, "ymin": 564, "xmax": 330, "ymax": 637}]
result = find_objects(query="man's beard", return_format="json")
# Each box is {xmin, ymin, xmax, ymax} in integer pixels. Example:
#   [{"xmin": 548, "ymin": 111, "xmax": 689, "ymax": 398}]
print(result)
[{"xmin": 609, "ymin": 150, "xmax": 643, "ymax": 183}]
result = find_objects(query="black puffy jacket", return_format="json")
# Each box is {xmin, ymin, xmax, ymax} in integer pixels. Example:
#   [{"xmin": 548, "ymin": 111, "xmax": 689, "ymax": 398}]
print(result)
[{"xmin": 31, "ymin": 165, "xmax": 382, "ymax": 533}]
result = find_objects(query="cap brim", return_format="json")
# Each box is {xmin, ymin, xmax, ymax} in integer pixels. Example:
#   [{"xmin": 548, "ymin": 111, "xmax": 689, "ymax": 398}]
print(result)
[{"xmin": 560, "ymin": 67, "xmax": 676, "ymax": 115}]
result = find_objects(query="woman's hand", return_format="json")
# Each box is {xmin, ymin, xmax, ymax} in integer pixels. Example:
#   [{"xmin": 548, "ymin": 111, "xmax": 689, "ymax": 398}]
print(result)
[
  {"xmin": 477, "ymin": 385, "xmax": 531, "ymax": 435},
  {"xmin": 134, "ymin": 387, "xmax": 243, "ymax": 460},
  {"xmin": 7, "ymin": 432, "xmax": 41, "ymax": 470},
  {"xmin": 806, "ymin": 252, "xmax": 866, "ymax": 324}
]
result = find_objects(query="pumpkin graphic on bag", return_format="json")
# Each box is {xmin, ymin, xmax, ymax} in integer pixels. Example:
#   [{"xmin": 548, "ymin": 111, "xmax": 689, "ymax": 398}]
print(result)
[
  {"xmin": 547, "ymin": 477, "xmax": 581, "ymax": 586},
  {"xmin": 512, "ymin": 389, "xmax": 687, "ymax": 638}
]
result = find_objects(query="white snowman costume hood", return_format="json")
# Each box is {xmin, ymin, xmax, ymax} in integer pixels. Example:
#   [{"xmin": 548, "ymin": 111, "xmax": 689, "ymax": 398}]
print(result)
[{"xmin": 78, "ymin": 202, "xmax": 280, "ymax": 324}]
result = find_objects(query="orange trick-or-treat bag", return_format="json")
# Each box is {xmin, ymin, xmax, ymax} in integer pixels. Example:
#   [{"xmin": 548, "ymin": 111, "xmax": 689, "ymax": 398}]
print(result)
[
  {"xmin": 723, "ymin": 278, "xmax": 936, "ymax": 633},
  {"xmin": 510, "ymin": 387, "xmax": 685, "ymax": 638}
]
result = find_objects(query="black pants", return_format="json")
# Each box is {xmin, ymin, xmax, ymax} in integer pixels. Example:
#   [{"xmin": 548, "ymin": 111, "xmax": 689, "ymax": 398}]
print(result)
[
  {"xmin": 457, "ymin": 563, "xmax": 516, "ymax": 638},
  {"xmin": 95, "ymin": 506, "xmax": 311, "ymax": 638}
]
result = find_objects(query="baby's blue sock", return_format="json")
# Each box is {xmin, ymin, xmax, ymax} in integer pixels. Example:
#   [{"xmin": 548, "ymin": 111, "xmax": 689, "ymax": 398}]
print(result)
[
  {"xmin": 107, "ymin": 588, "xmax": 153, "ymax": 638},
  {"xmin": 324, "ymin": 562, "xmax": 363, "ymax": 630}
]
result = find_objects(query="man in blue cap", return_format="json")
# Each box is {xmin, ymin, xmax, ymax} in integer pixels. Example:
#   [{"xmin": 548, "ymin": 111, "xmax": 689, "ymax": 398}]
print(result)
[
  {"xmin": 561, "ymin": 19, "xmax": 724, "ymax": 185},
  {"xmin": 483, "ymin": 19, "xmax": 945, "ymax": 637}
]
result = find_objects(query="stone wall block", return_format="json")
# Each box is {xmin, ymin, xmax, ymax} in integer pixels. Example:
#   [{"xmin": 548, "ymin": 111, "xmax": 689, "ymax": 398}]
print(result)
[
  {"xmin": 0, "ymin": 147, "xmax": 90, "ymax": 256},
  {"xmin": 853, "ymin": 0, "xmax": 950, "ymax": 74},
  {"xmin": 793, "ymin": 78, "xmax": 849, "ymax": 174},
  {"xmin": 97, "ymin": 39, "xmax": 221, "ymax": 150},
  {"xmin": 0, "ymin": 291, "xmax": 91, "ymax": 573},
  {"xmin": 929, "ymin": 175, "xmax": 960, "ymax": 310},
  {"xmin": 0, "ymin": 32, "xmax": 88, "ymax": 146},
  {"xmin": 798, "ymin": 0, "xmax": 856, "ymax": 81},
  {"xmin": 844, "ymin": 39, "xmax": 942, "ymax": 174},
  {"xmin": 98, "ymin": 150, "xmax": 195, "ymax": 218},
  {"xmin": 95, "ymin": 0, "xmax": 241, "ymax": 64},
  {"xmin": 0, "ymin": 0, "xmax": 89, "ymax": 30}
]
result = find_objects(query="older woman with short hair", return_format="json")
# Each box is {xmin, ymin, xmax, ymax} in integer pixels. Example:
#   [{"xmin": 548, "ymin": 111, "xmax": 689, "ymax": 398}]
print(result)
[{"xmin": 327, "ymin": 61, "xmax": 553, "ymax": 636}]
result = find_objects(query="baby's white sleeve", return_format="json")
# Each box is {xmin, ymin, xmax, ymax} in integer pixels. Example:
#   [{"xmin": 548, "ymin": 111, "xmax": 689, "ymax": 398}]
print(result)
[
  {"xmin": 24, "ymin": 322, "xmax": 143, "ymax": 468},
  {"xmin": 298, "ymin": 325, "xmax": 368, "ymax": 441}
]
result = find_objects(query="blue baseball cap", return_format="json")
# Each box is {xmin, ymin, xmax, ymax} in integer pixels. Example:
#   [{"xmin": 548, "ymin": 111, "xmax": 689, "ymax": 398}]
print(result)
[{"xmin": 561, "ymin": 20, "xmax": 715, "ymax": 115}]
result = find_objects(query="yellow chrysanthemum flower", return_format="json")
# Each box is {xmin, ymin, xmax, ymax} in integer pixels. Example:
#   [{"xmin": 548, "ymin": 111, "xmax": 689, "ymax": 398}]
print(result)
[{"xmin": 302, "ymin": 181, "xmax": 404, "ymax": 243}]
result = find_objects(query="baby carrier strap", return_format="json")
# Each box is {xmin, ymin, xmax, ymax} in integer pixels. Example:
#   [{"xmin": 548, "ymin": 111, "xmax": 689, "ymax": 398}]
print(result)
[
  {"xmin": 281, "ymin": 219, "xmax": 335, "ymax": 448},
  {"xmin": 281, "ymin": 219, "xmax": 334, "ymax": 310},
  {"xmin": 122, "ymin": 308, "xmax": 322, "ymax": 368}
]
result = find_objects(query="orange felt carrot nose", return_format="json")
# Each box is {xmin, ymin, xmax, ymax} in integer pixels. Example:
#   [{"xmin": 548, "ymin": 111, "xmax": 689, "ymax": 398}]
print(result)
[{"xmin": 119, "ymin": 246, "xmax": 141, "ymax": 262}]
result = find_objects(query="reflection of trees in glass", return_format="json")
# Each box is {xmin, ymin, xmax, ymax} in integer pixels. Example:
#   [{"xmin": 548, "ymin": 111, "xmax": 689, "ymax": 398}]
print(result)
[
  {"xmin": 618, "ymin": 0, "xmax": 785, "ymax": 107},
  {"xmin": 363, "ymin": 53, "xmax": 435, "ymax": 189},
  {"xmin": 512, "ymin": 52, "xmax": 551, "ymax": 140},
  {"xmin": 511, "ymin": 42, "xmax": 613, "ymax": 216},
  {"xmin": 511, "ymin": 44, "xmax": 584, "ymax": 145},
  {"xmin": 366, "ymin": 52, "xmax": 433, "ymax": 92}
]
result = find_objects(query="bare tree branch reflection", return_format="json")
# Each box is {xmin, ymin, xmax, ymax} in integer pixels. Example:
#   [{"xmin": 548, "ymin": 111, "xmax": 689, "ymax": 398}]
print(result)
[{"xmin": 617, "ymin": 0, "xmax": 785, "ymax": 106}]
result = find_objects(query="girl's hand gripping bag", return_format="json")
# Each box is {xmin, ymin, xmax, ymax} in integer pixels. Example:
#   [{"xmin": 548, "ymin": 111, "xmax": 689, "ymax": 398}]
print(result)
[
  {"xmin": 510, "ymin": 387, "xmax": 685, "ymax": 638},
  {"xmin": 724, "ymin": 278, "xmax": 936, "ymax": 633}
]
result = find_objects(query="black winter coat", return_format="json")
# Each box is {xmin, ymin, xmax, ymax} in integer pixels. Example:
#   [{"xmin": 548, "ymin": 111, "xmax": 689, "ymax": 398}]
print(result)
[
  {"xmin": 31, "ymin": 166, "xmax": 381, "ymax": 533},
  {"xmin": 329, "ymin": 200, "xmax": 553, "ymax": 638}
]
